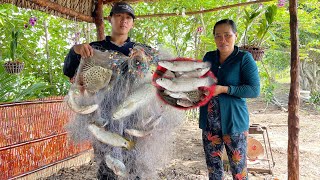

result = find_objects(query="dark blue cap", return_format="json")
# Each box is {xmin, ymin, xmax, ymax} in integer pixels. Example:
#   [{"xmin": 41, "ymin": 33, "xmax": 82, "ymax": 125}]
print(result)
[{"xmin": 110, "ymin": 2, "xmax": 135, "ymax": 19}]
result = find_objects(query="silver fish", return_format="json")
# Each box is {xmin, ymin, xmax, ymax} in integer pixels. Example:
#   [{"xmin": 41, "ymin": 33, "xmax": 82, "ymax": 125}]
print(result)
[
  {"xmin": 105, "ymin": 154, "xmax": 127, "ymax": 177},
  {"xmin": 164, "ymin": 90, "xmax": 189, "ymax": 99},
  {"xmin": 175, "ymin": 67, "xmax": 211, "ymax": 78},
  {"xmin": 177, "ymin": 99, "xmax": 194, "ymax": 107},
  {"xmin": 87, "ymin": 124, "xmax": 135, "ymax": 150},
  {"xmin": 124, "ymin": 128, "xmax": 152, "ymax": 137},
  {"xmin": 67, "ymin": 90, "xmax": 99, "ymax": 114},
  {"xmin": 158, "ymin": 60, "xmax": 211, "ymax": 72},
  {"xmin": 164, "ymin": 90, "xmax": 202, "ymax": 103},
  {"xmin": 142, "ymin": 115, "xmax": 162, "ymax": 128},
  {"xmin": 163, "ymin": 70, "xmax": 176, "ymax": 78},
  {"xmin": 112, "ymin": 83, "xmax": 155, "ymax": 121},
  {"xmin": 156, "ymin": 76, "xmax": 216, "ymax": 92}
]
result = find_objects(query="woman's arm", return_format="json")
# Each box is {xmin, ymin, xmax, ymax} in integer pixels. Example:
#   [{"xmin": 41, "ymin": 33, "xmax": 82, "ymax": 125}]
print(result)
[{"xmin": 227, "ymin": 53, "xmax": 260, "ymax": 98}]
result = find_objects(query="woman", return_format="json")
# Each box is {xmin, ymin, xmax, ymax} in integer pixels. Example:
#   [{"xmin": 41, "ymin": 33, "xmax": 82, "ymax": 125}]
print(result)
[{"xmin": 200, "ymin": 19, "xmax": 260, "ymax": 179}]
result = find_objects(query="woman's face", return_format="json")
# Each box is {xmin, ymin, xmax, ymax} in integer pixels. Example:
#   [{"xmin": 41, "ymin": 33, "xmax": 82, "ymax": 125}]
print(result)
[{"xmin": 214, "ymin": 23, "xmax": 237, "ymax": 54}]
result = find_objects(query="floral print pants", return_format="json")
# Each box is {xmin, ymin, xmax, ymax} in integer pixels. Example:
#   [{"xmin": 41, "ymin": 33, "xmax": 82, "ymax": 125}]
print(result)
[{"xmin": 202, "ymin": 97, "xmax": 248, "ymax": 180}]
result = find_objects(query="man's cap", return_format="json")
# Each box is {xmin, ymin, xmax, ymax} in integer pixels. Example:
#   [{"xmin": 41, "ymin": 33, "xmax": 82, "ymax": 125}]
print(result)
[{"xmin": 110, "ymin": 2, "xmax": 135, "ymax": 19}]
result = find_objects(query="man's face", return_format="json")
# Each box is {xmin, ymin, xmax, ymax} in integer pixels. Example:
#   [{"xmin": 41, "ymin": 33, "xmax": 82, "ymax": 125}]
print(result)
[{"xmin": 109, "ymin": 13, "xmax": 134, "ymax": 35}]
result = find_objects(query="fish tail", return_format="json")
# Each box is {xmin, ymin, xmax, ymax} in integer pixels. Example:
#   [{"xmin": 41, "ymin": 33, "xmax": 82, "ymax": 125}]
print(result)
[
  {"xmin": 208, "ymin": 76, "xmax": 217, "ymax": 86},
  {"xmin": 126, "ymin": 140, "xmax": 135, "ymax": 150}
]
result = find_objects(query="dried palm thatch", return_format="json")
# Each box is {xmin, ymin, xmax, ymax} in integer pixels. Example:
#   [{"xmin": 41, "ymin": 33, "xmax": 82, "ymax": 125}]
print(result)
[
  {"xmin": 0, "ymin": 0, "xmax": 157, "ymax": 22},
  {"xmin": 1, "ymin": 0, "xmax": 273, "ymax": 22},
  {"xmin": 0, "ymin": 0, "xmax": 96, "ymax": 22}
]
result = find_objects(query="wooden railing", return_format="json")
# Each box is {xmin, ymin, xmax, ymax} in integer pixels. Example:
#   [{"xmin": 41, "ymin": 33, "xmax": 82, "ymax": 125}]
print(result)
[{"xmin": 0, "ymin": 97, "xmax": 92, "ymax": 180}]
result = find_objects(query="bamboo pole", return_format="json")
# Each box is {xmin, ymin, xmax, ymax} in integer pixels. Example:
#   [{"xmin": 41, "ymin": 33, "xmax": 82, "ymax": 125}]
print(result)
[
  {"xmin": 28, "ymin": 0, "xmax": 94, "ymax": 22},
  {"xmin": 94, "ymin": 0, "xmax": 105, "ymax": 41},
  {"xmin": 288, "ymin": 0, "xmax": 300, "ymax": 179},
  {"xmin": 132, "ymin": 0, "xmax": 272, "ymax": 19}
]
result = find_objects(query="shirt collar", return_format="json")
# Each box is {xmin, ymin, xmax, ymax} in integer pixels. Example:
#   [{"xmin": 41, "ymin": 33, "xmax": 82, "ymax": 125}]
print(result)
[
  {"xmin": 216, "ymin": 46, "xmax": 239, "ymax": 64},
  {"xmin": 105, "ymin": 36, "xmax": 131, "ymax": 47}
]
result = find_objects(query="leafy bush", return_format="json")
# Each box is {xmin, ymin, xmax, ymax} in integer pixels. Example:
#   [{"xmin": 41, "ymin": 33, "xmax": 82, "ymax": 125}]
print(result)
[{"xmin": 310, "ymin": 91, "xmax": 320, "ymax": 106}]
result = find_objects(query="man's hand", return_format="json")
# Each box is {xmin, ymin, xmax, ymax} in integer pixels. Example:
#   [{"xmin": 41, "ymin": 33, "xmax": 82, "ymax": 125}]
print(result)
[{"xmin": 73, "ymin": 43, "xmax": 94, "ymax": 58}]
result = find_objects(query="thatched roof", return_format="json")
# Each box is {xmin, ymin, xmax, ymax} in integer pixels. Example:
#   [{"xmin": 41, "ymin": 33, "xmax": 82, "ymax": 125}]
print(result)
[
  {"xmin": 1, "ymin": 0, "xmax": 273, "ymax": 22},
  {"xmin": 0, "ymin": 0, "xmax": 95, "ymax": 22},
  {"xmin": 0, "ymin": 0, "xmax": 147, "ymax": 22}
]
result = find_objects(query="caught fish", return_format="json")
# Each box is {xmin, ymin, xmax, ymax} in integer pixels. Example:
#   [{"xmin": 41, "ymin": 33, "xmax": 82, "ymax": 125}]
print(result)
[
  {"xmin": 112, "ymin": 83, "xmax": 155, "ymax": 121},
  {"xmin": 175, "ymin": 67, "xmax": 211, "ymax": 78},
  {"xmin": 80, "ymin": 61, "xmax": 113, "ymax": 94},
  {"xmin": 67, "ymin": 90, "xmax": 99, "ymax": 114},
  {"xmin": 105, "ymin": 154, "xmax": 127, "ymax": 177},
  {"xmin": 94, "ymin": 117, "xmax": 109, "ymax": 127},
  {"xmin": 156, "ymin": 76, "xmax": 216, "ymax": 92},
  {"xmin": 158, "ymin": 60, "xmax": 211, "ymax": 72},
  {"xmin": 142, "ymin": 115, "xmax": 162, "ymax": 128},
  {"xmin": 177, "ymin": 99, "xmax": 194, "ymax": 107},
  {"xmin": 124, "ymin": 128, "xmax": 152, "ymax": 137},
  {"xmin": 87, "ymin": 124, "xmax": 135, "ymax": 150},
  {"xmin": 164, "ymin": 90, "xmax": 202, "ymax": 103},
  {"xmin": 164, "ymin": 90, "xmax": 189, "ymax": 99},
  {"xmin": 163, "ymin": 70, "xmax": 176, "ymax": 78}
]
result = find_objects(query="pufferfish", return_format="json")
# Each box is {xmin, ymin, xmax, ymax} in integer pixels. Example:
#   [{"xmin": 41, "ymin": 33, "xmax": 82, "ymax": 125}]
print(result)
[{"xmin": 80, "ymin": 61, "xmax": 113, "ymax": 94}]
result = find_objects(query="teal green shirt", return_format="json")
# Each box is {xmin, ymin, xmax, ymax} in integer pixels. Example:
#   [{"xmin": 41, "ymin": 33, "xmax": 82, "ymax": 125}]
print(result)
[{"xmin": 199, "ymin": 46, "xmax": 260, "ymax": 134}]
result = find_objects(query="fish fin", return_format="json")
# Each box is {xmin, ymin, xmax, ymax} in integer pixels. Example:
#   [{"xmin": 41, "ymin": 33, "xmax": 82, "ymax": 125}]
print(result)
[{"xmin": 126, "ymin": 140, "xmax": 135, "ymax": 150}]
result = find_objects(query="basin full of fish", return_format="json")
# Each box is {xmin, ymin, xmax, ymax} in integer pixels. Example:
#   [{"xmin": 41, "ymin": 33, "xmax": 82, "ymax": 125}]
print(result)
[{"xmin": 152, "ymin": 57, "xmax": 217, "ymax": 109}]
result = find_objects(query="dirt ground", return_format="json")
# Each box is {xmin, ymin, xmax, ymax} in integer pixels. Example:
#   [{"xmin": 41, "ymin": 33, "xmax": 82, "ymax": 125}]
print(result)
[{"xmin": 42, "ymin": 83, "xmax": 320, "ymax": 180}]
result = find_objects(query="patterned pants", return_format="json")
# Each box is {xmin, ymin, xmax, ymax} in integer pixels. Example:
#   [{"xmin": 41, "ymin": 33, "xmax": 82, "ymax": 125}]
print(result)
[{"xmin": 202, "ymin": 97, "xmax": 248, "ymax": 180}]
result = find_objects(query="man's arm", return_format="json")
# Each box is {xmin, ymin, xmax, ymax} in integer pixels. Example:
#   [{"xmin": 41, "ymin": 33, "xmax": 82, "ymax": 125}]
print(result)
[{"xmin": 63, "ymin": 43, "xmax": 94, "ymax": 79}]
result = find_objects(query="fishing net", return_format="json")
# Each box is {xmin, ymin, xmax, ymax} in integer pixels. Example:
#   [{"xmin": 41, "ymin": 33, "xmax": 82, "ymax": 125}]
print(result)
[{"xmin": 64, "ymin": 45, "xmax": 185, "ymax": 179}]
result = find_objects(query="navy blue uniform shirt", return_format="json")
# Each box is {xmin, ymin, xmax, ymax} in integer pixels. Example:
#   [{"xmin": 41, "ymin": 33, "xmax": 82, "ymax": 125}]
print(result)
[{"xmin": 63, "ymin": 36, "xmax": 135, "ymax": 78}]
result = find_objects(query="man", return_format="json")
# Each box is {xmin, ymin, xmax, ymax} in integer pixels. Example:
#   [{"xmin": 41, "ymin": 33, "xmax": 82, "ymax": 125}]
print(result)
[
  {"xmin": 64, "ymin": 1, "xmax": 138, "ymax": 80},
  {"xmin": 63, "ymin": 2, "xmax": 147, "ymax": 179}
]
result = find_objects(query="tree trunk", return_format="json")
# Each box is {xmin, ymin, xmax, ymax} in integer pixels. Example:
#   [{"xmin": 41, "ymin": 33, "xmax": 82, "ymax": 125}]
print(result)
[
  {"xmin": 94, "ymin": 0, "xmax": 105, "ymax": 41},
  {"xmin": 288, "ymin": 0, "xmax": 300, "ymax": 179}
]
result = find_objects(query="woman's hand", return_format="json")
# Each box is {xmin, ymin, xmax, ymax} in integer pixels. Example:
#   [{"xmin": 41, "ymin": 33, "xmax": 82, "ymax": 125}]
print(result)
[
  {"xmin": 73, "ymin": 43, "xmax": 93, "ymax": 58},
  {"xmin": 213, "ymin": 85, "xmax": 229, "ymax": 96}
]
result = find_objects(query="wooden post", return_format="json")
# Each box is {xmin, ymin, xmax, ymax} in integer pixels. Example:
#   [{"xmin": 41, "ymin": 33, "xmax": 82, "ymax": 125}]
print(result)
[
  {"xmin": 94, "ymin": 0, "xmax": 105, "ymax": 41},
  {"xmin": 288, "ymin": 0, "xmax": 300, "ymax": 179}
]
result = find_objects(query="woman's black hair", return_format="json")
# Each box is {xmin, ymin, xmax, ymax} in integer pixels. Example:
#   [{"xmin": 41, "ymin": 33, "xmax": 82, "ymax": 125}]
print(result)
[{"xmin": 213, "ymin": 19, "xmax": 237, "ymax": 34}]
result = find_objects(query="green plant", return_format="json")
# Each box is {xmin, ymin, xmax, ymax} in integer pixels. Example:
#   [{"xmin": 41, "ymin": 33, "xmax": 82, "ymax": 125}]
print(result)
[
  {"xmin": 256, "ymin": 5, "xmax": 277, "ymax": 47},
  {"xmin": 9, "ymin": 28, "xmax": 20, "ymax": 62},
  {"xmin": 310, "ymin": 91, "xmax": 320, "ymax": 106},
  {"xmin": 242, "ymin": 7, "xmax": 263, "ymax": 47},
  {"xmin": 242, "ymin": 4, "xmax": 278, "ymax": 48}
]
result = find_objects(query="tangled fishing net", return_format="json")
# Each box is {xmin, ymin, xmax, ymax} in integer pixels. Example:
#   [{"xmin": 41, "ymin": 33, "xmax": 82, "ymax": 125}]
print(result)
[{"xmin": 65, "ymin": 44, "xmax": 187, "ymax": 179}]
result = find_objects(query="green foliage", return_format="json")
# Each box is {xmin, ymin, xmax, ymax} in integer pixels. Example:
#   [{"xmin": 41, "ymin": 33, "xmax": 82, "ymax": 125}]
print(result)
[
  {"xmin": 0, "ymin": 66, "xmax": 49, "ymax": 102},
  {"xmin": 243, "ymin": 7, "xmax": 263, "ymax": 46},
  {"xmin": 9, "ymin": 28, "xmax": 20, "ymax": 61},
  {"xmin": 256, "ymin": 5, "xmax": 277, "ymax": 46},
  {"xmin": 241, "ymin": 4, "xmax": 277, "ymax": 47},
  {"xmin": 310, "ymin": 91, "xmax": 320, "ymax": 106},
  {"xmin": 261, "ymin": 81, "xmax": 275, "ymax": 103},
  {"xmin": 259, "ymin": 63, "xmax": 275, "ymax": 103}
]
